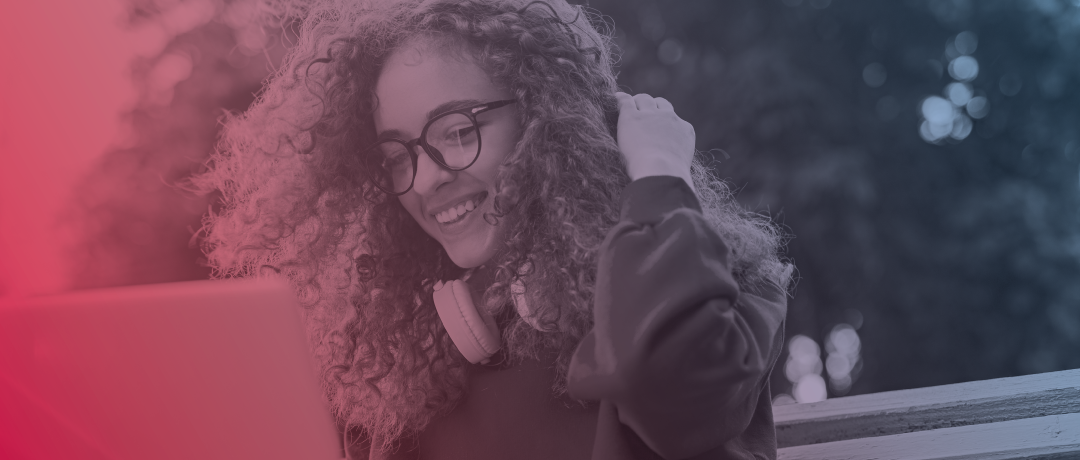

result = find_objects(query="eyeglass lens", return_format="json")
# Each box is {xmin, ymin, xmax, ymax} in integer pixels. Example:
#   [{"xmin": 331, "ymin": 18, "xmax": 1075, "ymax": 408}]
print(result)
[{"xmin": 374, "ymin": 112, "xmax": 481, "ymax": 194}]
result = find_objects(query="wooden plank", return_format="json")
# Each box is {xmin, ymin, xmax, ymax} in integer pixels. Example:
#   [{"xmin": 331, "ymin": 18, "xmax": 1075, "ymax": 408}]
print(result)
[
  {"xmin": 774, "ymin": 368, "xmax": 1080, "ymax": 447},
  {"xmin": 777, "ymin": 412, "xmax": 1080, "ymax": 460}
]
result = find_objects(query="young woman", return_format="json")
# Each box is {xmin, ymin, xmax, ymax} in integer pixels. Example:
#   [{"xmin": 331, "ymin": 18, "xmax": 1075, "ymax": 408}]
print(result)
[{"xmin": 196, "ymin": 0, "xmax": 792, "ymax": 458}]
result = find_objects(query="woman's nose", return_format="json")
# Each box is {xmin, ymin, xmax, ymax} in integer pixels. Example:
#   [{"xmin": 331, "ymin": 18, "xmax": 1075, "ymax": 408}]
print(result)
[{"xmin": 411, "ymin": 148, "xmax": 456, "ymax": 195}]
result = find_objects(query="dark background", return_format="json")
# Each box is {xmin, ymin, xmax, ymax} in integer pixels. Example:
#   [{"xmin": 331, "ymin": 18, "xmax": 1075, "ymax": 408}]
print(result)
[{"xmin": 66, "ymin": 0, "xmax": 1080, "ymax": 400}]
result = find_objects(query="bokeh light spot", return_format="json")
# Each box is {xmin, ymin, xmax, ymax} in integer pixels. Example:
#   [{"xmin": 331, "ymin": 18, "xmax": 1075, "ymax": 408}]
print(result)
[
  {"xmin": 966, "ymin": 96, "xmax": 990, "ymax": 119},
  {"xmin": 844, "ymin": 309, "xmax": 865, "ymax": 330},
  {"xmin": 954, "ymin": 31, "xmax": 978, "ymax": 55},
  {"xmin": 658, "ymin": 38, "xmax": 684, "ymax": 65},
  {"xmin": 831, "ymin": 374, "xmax": 853, "ymax": 393},
  {"xmin": 948, "ymin": 55, "xmax": 979, "ymax": 81},
  {"xmin": 772, "ymin": 394, "xmax": 797, "ymax": 406},
  {"xmin": 946, "ymin": 82, "xmax": 973, "ymax": 106},
  {"xmin": 951, "ymin": 114, "xmax": 973, "ymax": 140},
  {"xmin": 919, "ymin": 93, "xmax": 979, "ymax": 144},
  {"xmin": 921, "ymin": 96, "xmax": 954, "ymax": 124},
  {"xmin": 826, "ymin": 354, "xmax": 852, "ymax": 377},
  {"xmin": 863, "ymin": 63, "xmax": 887, "ymax": 88},
  {"xmin": 784, "ymin": 335, "xmax": 827, "ymax": 402},
  {"xmin": 794, "ymin": 374, "xmax": 827, "ymax": 403},
  {"xmin": 920, "ymin": 120, "xmax": 939, "ymax": 142},
  {"xmin": 827, "ymin": 325, "xmax": 861, "ymax": 356},
  {"xmin": 999, "ymin": 73, "xmax": 1023, "ymax": 96},
  {"xmin": 789, "ymin": 334, "xmax": 820, "ymax": 357},
  {"xmin": 825, "ymin": 324, "xmax": 862, "ymax": 396}
]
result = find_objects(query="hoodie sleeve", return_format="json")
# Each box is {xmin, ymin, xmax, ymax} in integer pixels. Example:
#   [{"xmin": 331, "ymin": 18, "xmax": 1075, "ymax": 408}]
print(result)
[{"xmin": 568, "ymin": 176, "xmax": 788, "ymax": 459}]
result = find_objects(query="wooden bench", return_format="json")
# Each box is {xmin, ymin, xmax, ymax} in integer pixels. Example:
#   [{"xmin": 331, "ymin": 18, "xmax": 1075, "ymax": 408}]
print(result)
[{"xmin": 774, "ymin": 368, "xmax": 1080, "ymax": 459}]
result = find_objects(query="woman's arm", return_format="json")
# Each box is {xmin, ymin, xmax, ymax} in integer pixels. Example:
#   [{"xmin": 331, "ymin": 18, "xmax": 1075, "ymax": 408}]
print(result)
[
  {"xmin": 568, "ymin": 176, "xmax": 787, "ymax": 459},
  {"xmin": 567, "ymin": 93, "xmax": 787, "ymax": 459}
]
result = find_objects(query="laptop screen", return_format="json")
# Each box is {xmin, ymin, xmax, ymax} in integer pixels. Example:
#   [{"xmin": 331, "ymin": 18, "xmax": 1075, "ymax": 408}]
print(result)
[{"xmin": 0, "ymin": 279, "xmax": 343, "ymax": 460}]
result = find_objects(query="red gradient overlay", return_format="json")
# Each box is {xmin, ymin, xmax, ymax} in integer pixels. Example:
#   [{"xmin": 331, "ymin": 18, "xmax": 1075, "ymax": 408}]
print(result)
[
  {"xmin": 0, "ymin": 0, "xmax": 142, "ymax": 297},
  {"xmin": 0, "ymin": 279, "xmax": 342, "ymax": 459}
]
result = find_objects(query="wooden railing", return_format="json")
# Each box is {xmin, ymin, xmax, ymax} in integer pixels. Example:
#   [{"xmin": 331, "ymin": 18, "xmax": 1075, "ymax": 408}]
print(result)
[{"xmin": 774, "ymin": 368, "xmax": 1080, "ymax": 459}]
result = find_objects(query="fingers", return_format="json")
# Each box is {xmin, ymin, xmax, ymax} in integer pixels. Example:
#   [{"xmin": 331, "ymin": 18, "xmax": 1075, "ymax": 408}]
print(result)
[
  {"xmin": 616, "ymin": 91, "xmax": 674, "ymax": 111},
  {"xmin": 632, "ymin": 93, "xmax": 655, "ymax": 110},
  {"xmin": 615, "ymin": 91, "xmax": 636, "ymax": 112}
]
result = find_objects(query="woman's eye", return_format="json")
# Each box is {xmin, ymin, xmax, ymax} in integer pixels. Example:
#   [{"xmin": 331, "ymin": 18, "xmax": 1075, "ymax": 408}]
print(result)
[
  {"xmin": 383, "ymin": 153, "xmax": 408, "ymax": 170},
  {"xmin": 379, "ymin": 146, "xmax": 410, "ymax": 171}
]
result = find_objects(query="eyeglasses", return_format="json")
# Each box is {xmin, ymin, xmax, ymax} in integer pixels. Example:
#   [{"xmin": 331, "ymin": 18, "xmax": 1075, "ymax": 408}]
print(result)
[{"xmin": 361, "ymin": 99, "xmax": 517, "ymax": 196}]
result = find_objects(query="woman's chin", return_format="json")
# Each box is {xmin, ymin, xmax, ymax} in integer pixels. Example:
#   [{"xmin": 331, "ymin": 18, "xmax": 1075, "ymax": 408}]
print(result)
[
  {"xmin": 442, "ymin": 228, "xmax": 506, "ymax": 269},
  {"xmin": 445, "ymin": 245, "xmax": 496, "ymax": 269}
]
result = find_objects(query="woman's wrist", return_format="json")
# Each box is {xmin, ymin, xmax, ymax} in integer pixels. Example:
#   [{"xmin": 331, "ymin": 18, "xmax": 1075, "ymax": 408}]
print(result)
[{"xmin": 626, "ymin": 157, "xmax": 696, "ymax": 196}]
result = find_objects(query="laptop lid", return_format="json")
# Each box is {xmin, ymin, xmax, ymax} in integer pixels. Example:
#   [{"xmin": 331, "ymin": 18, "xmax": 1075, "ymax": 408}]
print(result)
[{"xmin": 0, "ymin": 279, "xmax": 342, "ymax": 460}]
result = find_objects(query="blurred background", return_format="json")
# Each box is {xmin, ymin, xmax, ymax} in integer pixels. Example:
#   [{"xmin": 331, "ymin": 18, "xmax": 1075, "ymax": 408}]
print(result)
[{"xmin": 2, "ymin": 0, "xmax": 1078, "ymax": 403}]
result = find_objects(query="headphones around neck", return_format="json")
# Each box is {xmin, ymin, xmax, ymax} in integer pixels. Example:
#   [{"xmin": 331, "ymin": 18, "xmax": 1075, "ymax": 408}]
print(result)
[
  {"xmin": 432, "ymin": 266, "xmax": 543, "ymax": 365},
  {"xmin": 432, "ymin": 279, "xmax": 501, "ymax": 364}
]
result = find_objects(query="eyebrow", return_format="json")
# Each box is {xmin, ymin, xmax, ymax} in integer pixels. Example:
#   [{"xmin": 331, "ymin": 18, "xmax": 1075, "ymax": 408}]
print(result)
[{"xmin": 376, "ymin": 98, "xmax": 485, "ymax": 142}]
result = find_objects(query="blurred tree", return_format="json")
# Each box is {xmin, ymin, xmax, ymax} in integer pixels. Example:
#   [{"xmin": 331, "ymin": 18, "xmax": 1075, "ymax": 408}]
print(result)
[
  {"xmin": 584, "ymin": 0, "xmax": 1080, "ymax": 396},
  {"xmin": 66, "ymin": 0, "xmax": 288, "ymax": 287}
]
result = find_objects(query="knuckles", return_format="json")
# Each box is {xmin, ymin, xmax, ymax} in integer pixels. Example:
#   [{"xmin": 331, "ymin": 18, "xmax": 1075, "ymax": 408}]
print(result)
[{"xmin": 615, "ymin": 93, "xmax": 697, "ymax": 162}]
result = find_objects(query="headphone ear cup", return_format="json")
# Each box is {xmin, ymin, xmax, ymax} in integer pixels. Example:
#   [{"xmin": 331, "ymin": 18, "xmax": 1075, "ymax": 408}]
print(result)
[{"xmin": 433, "ymin": 280, "xmax": 501, "ymax": 364}]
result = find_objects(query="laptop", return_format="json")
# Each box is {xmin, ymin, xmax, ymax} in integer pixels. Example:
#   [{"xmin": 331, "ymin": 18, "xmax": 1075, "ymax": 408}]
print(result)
[{"xmin": 0, "ymin": 279, "xmax": 343, "ymax": 460}]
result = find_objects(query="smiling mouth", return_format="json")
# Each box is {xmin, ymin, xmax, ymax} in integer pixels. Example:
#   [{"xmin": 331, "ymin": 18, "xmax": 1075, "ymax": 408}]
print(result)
[{"xmin": 434, "ymin": 192, "xmax": 487, "ymax": 224}]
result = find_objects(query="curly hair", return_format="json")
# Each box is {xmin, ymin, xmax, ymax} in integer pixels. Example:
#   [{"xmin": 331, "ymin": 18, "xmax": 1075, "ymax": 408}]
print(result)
[{"xmin": 193, "ymin": 0, "xmax": 791, "ymax": 448}]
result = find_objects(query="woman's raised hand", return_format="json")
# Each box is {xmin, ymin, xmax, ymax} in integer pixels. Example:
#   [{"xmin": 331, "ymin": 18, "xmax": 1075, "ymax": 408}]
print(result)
[{"xmin": 614, "ymin": 92, "xmax": 697, "ymax": 191}]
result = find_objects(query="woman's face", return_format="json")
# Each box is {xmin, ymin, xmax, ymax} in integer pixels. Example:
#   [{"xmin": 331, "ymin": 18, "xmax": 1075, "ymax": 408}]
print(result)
[{"xmin": 373, "ymin": 40, "xmax": 522, "ymax": 269}]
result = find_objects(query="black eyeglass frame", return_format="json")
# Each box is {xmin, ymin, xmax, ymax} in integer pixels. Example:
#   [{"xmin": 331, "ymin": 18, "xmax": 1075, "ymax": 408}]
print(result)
[{"xmin": 362, "ymin": 99, "xmax": 518, "ymax": 196}]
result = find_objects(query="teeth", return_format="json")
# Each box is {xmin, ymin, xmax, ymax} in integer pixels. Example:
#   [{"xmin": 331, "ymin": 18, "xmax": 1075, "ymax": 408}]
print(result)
[{"xmin": 435, "ymin": 198, "xmax": 480, "ymax": 224}]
